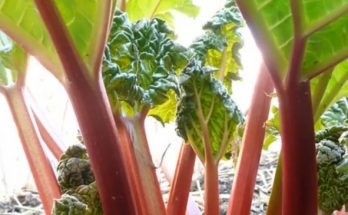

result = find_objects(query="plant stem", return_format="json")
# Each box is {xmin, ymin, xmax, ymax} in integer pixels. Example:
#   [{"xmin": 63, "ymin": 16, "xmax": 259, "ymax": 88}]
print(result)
[
  {"xmin": 125, "ymin": 111, "xmax": 166, "ymax": 215},
  {"xmin": 266, "ymin": 156, "xmax": 282, "ymax": 215},
  {"xmin": 278, "ymin": 81, "xmax": 317, "ymax": 215},
  {"xmin": 69, "ymin": 78, "xmax": 136, "ymax": 215},
  {"xmin": 227, "ymin": 63, "xmax": 274, "ymax": 215},
  {"xmin": 167, "ymin": 143, "xmax": 196, "ymax": 215},
  {"xmin": 204, "ymin": 158, "xmax": 220, "ymax": 215},
  {"xmin": 3, "ymin": 86, "xmax": 61, "ymax": 214},
  {"xmin": 27, "ymin": 87, "xmax": 65, "ymax": 160},
  {"xmin": 34, "ymin": 1, "xmax": 136, "ymax": 214},
  {"xmin": 120, "ymin": 0, "xmax": 127, "ymax": 12},
  {"xmin": 218, "ymin": 48, "xmax": 228, "ymax": 82},
  {"xmin": 193, "ymin": 81, "xmax": 219, "ymax": 214},
  {"xmin": 113, "ymin": 113, "xmax": 150, "ymax": 215},
  {"xmin": 33, "ymin": 112, "xmax": 64, "ymax": 160}
]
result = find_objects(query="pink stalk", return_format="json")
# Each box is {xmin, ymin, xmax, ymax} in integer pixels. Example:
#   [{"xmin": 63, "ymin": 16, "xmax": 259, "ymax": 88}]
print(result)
[
  {"xmin": 34, "ymin": 114, "xmax": 63, "ymax": 160},
  {"xmin": 113, "ymin": 114, "xmax": 150, "ymax": 215},
  {"xmin": 227, "ymin": 63, "xmax": 274, "ymax": 215},
  {"xmin": 167, "ymin": 143, "xmax": 196, "ymax": 215},
  {"xmin": 124, "ymin": 110, "xmax": 166, "ymax": 215},
  {"xmin": 31, "ymin": 108, "xmax": 64, "ymax": 160},
  {"xmin": 33, "ymin": 1, "xmax": 136, "ymax": 214},
  {"xmin": 113, "ymin": 110, "xmax": 167, "ymax": 215},
  {"xmin": 204, "ymin": 158, "xmax": 220, "ymax": 215},
  {"xmin": 2, "ymin": 86, "xmax": 61, "ymax": 214}
]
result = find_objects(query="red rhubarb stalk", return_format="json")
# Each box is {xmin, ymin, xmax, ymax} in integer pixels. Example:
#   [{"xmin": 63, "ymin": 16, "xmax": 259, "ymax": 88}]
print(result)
[
  {"xmin": 3, "ymin": 86, "xmax": 61, "ymax": 214},
  {"xmin": 167, "ymin": 143, "xmax": 196, "ymax": 215},
  {"xmin": 34, "ymin": 1, "xmax": 136, "ymax": 214},
  {"xmin": 278, "ymin": 81, "xmax": 317, "ymax": 215},
  {"xmin": 227, "ymin": 63, "xmax": 274, "ymax": 215}
]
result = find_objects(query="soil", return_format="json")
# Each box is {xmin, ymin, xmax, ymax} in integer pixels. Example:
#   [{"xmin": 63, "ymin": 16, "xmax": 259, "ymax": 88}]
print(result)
[{"xmin": 0, "ymin": 151, "xmax": 278, "ymax": 215}]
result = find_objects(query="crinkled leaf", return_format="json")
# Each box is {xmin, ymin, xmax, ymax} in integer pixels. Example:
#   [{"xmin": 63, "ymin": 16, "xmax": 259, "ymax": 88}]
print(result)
[
  {"xmin": 239, "ymin": 0, "xmax": 348, "ymax": 80},
  {"xmin": 53, "ymin": 145, "xmax": 102, "ymax": 215},
  {"xmin": 339, "ymin": 131, "xmax": 348, "ymax": 147},
  {"xmin": 103, "ymin": 10, "xmax": 190, "ymax": 121},
  {"xmin": 0, "ymin": 0, "xmax": 114, "ymax": 78},
  {"xmin": 0, "ymin": 32, "xmax": 27, "ymax": 86},
  {"xmin": 57, "ymin": 145, "xmax": 94, "ymax": 192},
  {"xmin": 126, "ymin": 0, "xmax": 199, "ymax": 28},
  {"xmin": 317, "ymin": 164, "xmax": 348, "ymax": 214},
  {"xmin": 191, "ymin": 1, "xmax": 243, "ymax": 92},
  {"xmin": 67, "ymin": 182, "xmax": 103, "ymax": 215},
  {"xmin": 321, "ymin": 98, "xmax": 348, "ymax": 128},
  {"xmin": 51, "ymin": 194, "xmax": 90, "ymax": 215},
  {"xmin": 176, "ymin": 60, "xmax": 243, "ymax": 163},
  {"xmin": 315, "ymin": 129, "xmax": 348, "ymax": 214},
  {"xmin": 316, "ymin": 140, "xmax": 345, "ymax": 165},
  {"xmin": 315, "ymin": 126, "xmax": 348, "ymax": 143}
]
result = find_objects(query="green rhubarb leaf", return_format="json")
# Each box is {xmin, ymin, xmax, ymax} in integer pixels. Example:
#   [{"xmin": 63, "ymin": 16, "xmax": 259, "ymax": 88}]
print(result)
[
  {"xmin": 0, "ymin": 32, "xmax": 27, "ymax": 86},
  {"xmin": 0, "ymin": 0, "xmax": 115, "ymax": 78},
  {"xmin": 238, "ymin": 0, "xmax": 348, "ymax": 80},
  {"xmin": 0, "ymin": 0, "xmax": 61, "ymax": 77},
  {"xmin": 126, "ymin": 0, "xmax": 199, "ymax": 27},
  {"xmin": 103, "ymin": 10, "xmax": 190, "ymax": 121},
  {"xmin": 176, "ymin": 60, "xmax": 244, "ymax": 163},
  {"xmin": 191, "ymin": 1, "xmax": 243, "ymax": 93},
  {"xmin": 312, "ymin": 61, "xmax": 348, "ymax": 125},
  {"xmin": 321, "ymin": 98, "xmax": 348, "ymax": 128},
  {"xmin": 148, "ymin": 90, "xmax": 177, "ymax": 124}
]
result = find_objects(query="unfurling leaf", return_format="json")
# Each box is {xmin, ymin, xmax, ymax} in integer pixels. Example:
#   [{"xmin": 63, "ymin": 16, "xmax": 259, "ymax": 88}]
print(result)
[
  {"xmin": 52, "ymin": 145, "xmax": 102, "ymax": 215},
  {"xmin": 103, "ymin": 10, "xmax": 190, "ymax": 122},
  {"xmin": 57, "ymin": 145, "xmax": 94, "ymax": 192},
  {"xmin": 190, "ymin": 1, "xmax": 243, "ymax": 93},
  {"xmin": 176, "ymin": 60, "xmax": 243, "ymax": 163}
]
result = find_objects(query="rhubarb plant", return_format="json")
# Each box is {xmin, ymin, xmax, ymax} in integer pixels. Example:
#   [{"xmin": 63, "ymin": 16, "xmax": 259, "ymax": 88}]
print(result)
[
  {"xmin": 233, "ymin": 0, "xmax": 348, "ymax": 214},
  {"xmin": 102, "ymin": 3, "xmax": 244, "ymax": 214},
  {"xmin": 0, "ymin": 1, "xmax": 137, "ymax": 214},
  {"xmin": 176, "ymin": 59, "xmax": 243, "ymax": 214},
  {"xmin": 102, "ymin": 9, "xmax": 191, "ymax": 214},
  {"xmin": 4, "ymin": 0, "xmax": 348, "ymax": 215}
]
